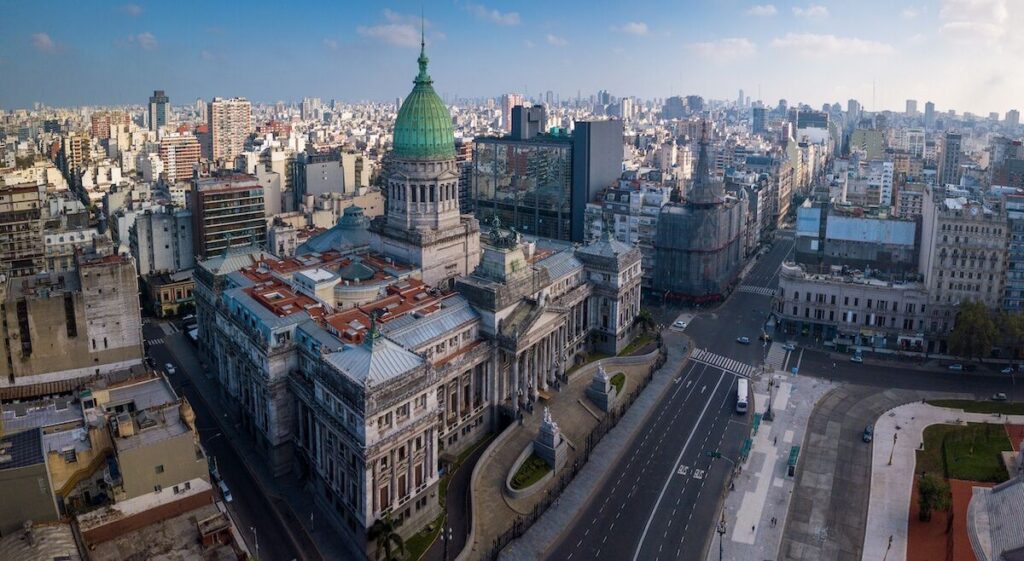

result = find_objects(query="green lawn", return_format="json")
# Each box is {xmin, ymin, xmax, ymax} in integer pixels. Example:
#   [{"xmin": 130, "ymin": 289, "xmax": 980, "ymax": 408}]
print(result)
[
  {"xmin": 917, "ymin": 423, "xmax": 1012, "ymax": 483},
  {"xmin": 618, "ymin": 334, "xmax": 655, "ymax": 357},
  {"xmin": 406, "ymin": 514, "xmax": 444, "ymax": 561},
  {"xmin": 610, "ymin": 372, "xmax": 625, "ymax": 394},
  {"xmin": 927, "ymin": 399, "xmax": 1024, "ymax": 415},
  {"xmin": 510, "ymin": 453, "xmax": 551, "ymax": 490}
]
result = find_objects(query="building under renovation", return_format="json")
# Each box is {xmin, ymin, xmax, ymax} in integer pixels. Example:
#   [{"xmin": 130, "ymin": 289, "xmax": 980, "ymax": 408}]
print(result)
[{"xmin": 653, "ymin": 131, "xmax": 748, "ymax": 301}]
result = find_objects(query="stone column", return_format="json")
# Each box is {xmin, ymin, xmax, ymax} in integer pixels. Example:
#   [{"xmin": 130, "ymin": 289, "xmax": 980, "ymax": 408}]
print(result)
[
  {"xmin": 540, "ymin": 334, "xmax": 550, "ymax": 390},
  {"xmin": 512, "ymin": 352, "xmax": 520, "ymax": 412},
  {"xmin": 530, "ymin": 344, "xmax": 539, "ymax": 401}
]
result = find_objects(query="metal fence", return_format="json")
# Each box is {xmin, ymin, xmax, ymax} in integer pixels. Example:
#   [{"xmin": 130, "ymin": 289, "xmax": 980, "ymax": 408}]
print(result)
[{"xmin": 482, "ymin": 342, "xmax": 669, "ymax": 560}]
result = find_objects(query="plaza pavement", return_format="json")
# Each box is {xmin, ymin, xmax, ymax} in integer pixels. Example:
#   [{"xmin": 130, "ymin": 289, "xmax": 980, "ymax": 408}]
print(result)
[
  {"xmin": 704, "ymin": 370, "xmax": 835, "ymax": 561},
  {"xmin": 861, "ymin": 402, "xmax": 1024, "ymax": 561}
]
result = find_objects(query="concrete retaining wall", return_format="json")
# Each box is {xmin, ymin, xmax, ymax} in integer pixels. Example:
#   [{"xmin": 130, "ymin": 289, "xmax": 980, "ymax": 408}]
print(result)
[
  {"xmin": 567, "ymin": 347, "xmax": 660, "ymax": 384},
  {"xmin": 455, "ymin": 421, "xmax": 519, "ymax": 561},
  {"xmin": 504, "ymin": 443, "xmax": 553, "ymax": 501}
]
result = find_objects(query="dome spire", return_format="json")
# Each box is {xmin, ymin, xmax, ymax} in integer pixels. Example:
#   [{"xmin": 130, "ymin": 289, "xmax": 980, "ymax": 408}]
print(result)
[{"xmin": 416, "ymin": 9, "xmax": 431, "ymax": 85}]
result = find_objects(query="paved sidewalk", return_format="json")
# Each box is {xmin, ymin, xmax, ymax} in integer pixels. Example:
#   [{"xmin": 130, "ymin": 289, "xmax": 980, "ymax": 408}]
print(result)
[
  {"xmin": 861, "ymin": 403, "xmax": 1024, "ymax": 561},
  {"xmin": 163, "ymin": 333, "xmax": 354, "ymax": 561},
  {"xmin": 705, "ymin": 371, "xmax": 835, "ymax": 561},
  {"xmin": 497, "ymin": 332, "xmax": 692, "ymax": 561}
]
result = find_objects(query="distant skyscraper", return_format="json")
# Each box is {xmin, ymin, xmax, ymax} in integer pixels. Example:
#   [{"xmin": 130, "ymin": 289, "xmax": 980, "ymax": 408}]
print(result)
[
  {"xmin": 777, "ymin": 98, "xmax": 788, "ymax": 116},
  {"xmin": 500, "ymin": 93, "xmax": 524, "ymax": 132},
  {"xmin": 1008, "ymin": 109, "xmax": 1020, "ymax": 127},
  {"xmin": 195, "ymin": 98, "xmax": 207, "ymax": 122},
  {"xmin": 939, "ymin": 132, "xmax": 963, "ymax": 187},
  {"xmin": 738, "ymin": 89, "xmax": 744, "ymax": 108},
  {"xmin": 924, "ymin": 101, "xmax": 936, "ymax": 128},
  {"xmin": 752, "ymin": 105, "xmax": 767, "ymax": 134},
  {"xmin": 208, "ymin": 97, "xmax": 252, "ymax": 161},
  {"xmin": 148, "ymin": 90, "xmax": 169, "ymax": 132},
  {"xmin": 301, "ymin": 97, "xmax": 322, "ymax": 121},
  {"xmin": 847, "ymin": 99, "xmax": 861, "ymax": 120},
  {"xmin": 906, "ymin": 99, "xmax": 918, "ymax": 116}
]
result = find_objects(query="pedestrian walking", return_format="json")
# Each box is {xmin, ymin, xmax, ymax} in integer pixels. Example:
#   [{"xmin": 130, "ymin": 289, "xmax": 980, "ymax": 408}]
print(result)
[
  {"xmin": 773, "ymin": 436, "xmax": 777, "ymax": 446},
  {"xmin": 752, "ymin": 525, "xmax": 756, "ymax": 532}
]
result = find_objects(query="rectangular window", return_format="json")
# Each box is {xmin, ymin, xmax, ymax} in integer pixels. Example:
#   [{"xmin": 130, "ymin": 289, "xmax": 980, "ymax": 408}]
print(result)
[{"xmin": 155, "ymin": 464, "xmax": 164, "ymax": 474}]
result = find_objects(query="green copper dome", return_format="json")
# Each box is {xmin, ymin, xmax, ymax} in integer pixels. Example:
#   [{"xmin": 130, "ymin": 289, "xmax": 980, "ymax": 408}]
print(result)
[{"xmin": 392, "ymin": 40, "xmax": 456, "ymax": 160}]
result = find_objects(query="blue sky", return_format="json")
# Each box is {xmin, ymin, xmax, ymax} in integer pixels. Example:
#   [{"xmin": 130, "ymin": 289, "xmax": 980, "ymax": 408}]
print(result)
[{"xmin": 0, "ymin": 1, "xmax": 1021, "ymax": 115}]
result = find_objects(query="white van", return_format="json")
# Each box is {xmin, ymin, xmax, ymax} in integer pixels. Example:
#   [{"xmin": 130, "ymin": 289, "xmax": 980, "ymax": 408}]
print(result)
[{"xmin": 736, "ymin": 378, "xmax": 749, "ymax": 414}]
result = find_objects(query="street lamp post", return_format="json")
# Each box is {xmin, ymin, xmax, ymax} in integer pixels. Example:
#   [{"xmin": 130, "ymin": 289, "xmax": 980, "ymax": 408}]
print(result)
[
  {"xmin": 888, "ymin": 433, "xmax": 898, "ymax": 466},
  {"xmin": 764, "ymin": 377, "xmax": 776, "ymax": 421},
  {"xmin": 250, "ymin": 526, "xmax": 259, "ymax": 560},
  {"xmin": 882, "ymin": 534, "xmax": 894, "ymax": 561},
  {"xmin": 442, "ymin": 526, "xmax": 453, "ymax": 561},
  {"xmin": 717, "ymin": 511, "xmax": 727, "ymax": 561}
]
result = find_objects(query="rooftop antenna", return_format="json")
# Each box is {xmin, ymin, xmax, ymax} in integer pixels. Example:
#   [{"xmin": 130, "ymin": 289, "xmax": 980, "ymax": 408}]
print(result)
[{"xmin": 420, "ymin": 7, "xmax": 425, "ymax": 50}]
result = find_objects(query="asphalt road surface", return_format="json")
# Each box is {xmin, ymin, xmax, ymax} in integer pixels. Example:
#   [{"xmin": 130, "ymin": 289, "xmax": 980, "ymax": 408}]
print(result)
[{"xmin": 143, "ymin": 321, "xmax": 300, "ymax": 561}]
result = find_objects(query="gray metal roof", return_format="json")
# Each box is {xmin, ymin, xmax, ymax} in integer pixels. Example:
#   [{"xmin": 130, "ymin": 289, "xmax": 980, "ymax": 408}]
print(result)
[
  {"xmin": 383, "ymin": 295, "xmax": 479, "ymax": 350},
  {"xmin": 2, "ymin": 398, "xmax": 81, "ymax": 435},
  {"xmin": 199, "ymin": 247, "xmax": 268, "ymax": 276},
  {"xmin": 324, "ymin": 336, "xmax": 424, "ymax": 388},
  {"xmin": 535, "ymin": 250, "xmax": 582, "ymax": 281},
  {"xmin": 576, "ymin": 235, "xmax": 635, "ymax": 259}
]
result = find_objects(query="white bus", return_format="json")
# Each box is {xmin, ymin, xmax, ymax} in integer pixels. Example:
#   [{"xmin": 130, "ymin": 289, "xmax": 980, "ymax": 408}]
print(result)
[{"xmin": 736, "ymin": 378, "xmax": 749, "ymax": 414}]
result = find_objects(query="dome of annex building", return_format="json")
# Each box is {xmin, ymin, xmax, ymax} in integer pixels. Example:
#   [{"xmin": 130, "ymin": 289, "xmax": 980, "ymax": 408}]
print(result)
[{"xmin": 392, "ymin": 39, "xmax": 456, "ymax": 161}]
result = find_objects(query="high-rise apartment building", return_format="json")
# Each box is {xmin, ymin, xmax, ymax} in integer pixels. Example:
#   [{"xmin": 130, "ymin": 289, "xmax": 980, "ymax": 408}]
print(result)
[
  {"xmin": 0, "ymin": 180, "xmax": 46, "ymax": 277},
  {"xmin": 924, "ymin": 101, "xmax": 936, "ymax": 128},
  {"xmin": 148, "ymin": 90, "xmax": 169, "ymax": 132},
  {"xmin": 1007, "ymin": 109, "xmax": 1020, "ymax": 128},
  {"xmin": 500, "ymin": 93, "xmax": 524, "ymax": 131},
  {"xmin": 190, "ymin": 173, "xmax": 266, "ymax": 259},
  {"xmin": 129, "ymin": 209, "xmax": 195, "ymax": 276},
  {"xmin": 207, "ymin": 97, "xmax": 252, "ymax": 161},
  {"xmin": 939, "ymin": 132, "xmax": 963, "ymax": 187},
  {"xmin": 158, "ymin": 133, "xmax": 201, "ymax": 182},
  {"xmin": 90, "ymin": 110, "xmax": 131, "ymax": 140},
  {"xmin": 906, "ymin": 99, "xmax": 918, "ymax": 116}
]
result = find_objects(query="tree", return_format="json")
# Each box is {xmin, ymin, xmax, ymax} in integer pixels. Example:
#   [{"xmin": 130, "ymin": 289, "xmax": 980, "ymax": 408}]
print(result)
[
  {"xmin": 634, "ymin": 309, "xmax": 655, "ymax": 333},
  {"xmin": 368, "ymin": 514, "xmax": 405, "ymax": 561},
  {"xmin": 918, "ymin": 473, "xmax": 951, "ymax": 521},
  {"xmin": 948, "ymin": 301, "xmax": 997, "ymax": 359},
  {"xmin": 998, "ymin": 312, "xmax": 1024, "ymax": 359}
]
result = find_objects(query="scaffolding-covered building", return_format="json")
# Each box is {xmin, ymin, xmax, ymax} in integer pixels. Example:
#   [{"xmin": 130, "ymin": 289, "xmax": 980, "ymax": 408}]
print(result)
[{"xmin": 653, "ymin": 131, "xmax": 748, "ymax": 301}]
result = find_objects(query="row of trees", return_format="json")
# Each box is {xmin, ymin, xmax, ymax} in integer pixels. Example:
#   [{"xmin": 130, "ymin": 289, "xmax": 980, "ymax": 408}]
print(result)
[{"xmin": 948, "ymin": 301, "xmax": 1024, "ymax": 359}]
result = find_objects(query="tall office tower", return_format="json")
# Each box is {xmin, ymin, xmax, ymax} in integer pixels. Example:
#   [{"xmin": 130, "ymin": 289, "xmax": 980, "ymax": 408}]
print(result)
[
  {"xmin": 510, "ymin": 105, "xmax": 547, "ymax": 140},
  {"xmin": 207, "ymin": 97, "xmax": 252, "ymax": 161},
  {"xmin": 847, "ymin": 99, "xmax": 861, "ymax": 123},
  {"xmin": 196, "ymin": 98, "xmax": 207, "ymax": 122},
  {"xmin": 500, "ymin": 93, "xmax": 524, "ymax": 131},
  {"xmin": 738, "ymin": 89, "xmax": 744, "ymax": 107},
  {"xmin": 190, "ymin": 173, "xmax": 266, "ymax": 259},
  {"xmin": 300, "ymin": 97, "xmax": 322, "ymax": 121},
  {"xmin": 906, "ymin": 99, "xmax": 918, "ymax": 116},
  {"xmin": 924, "ymin": 101, "xmax": 936, "ymax": 128},
  {"xmin": 620, "ymin": 97, "xmax": 634, "ymax": 120},
  {"xmin": 545, "ymin": 90, "xmax": 554, "ymax": 106},
  {"xmin": 148, "ymin": 90, "xmax": 169, "ymax": 132},
  {"xmin": 752, "ymin": 105, "xmax": 767, "ymax": 134},
  {"xmin": 939, "ymin": 132, "xmax": 963, "ymax": 187},
  {"xmin": 1007, "ymin": 109, "xmax": 1020, "ymax": 127},
  {"xmin": 777, "ymin": 98, "xmax": 788, "ymax": 116},
  {"xmin": 158, "ymin": 133, "xmax": 202, "ymax": 183}
]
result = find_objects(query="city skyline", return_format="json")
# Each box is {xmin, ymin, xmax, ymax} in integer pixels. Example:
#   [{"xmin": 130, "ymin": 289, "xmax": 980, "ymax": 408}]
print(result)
[{"xmin": 1, "ymin": 0, "xmax": 1022, "ymax": 115}]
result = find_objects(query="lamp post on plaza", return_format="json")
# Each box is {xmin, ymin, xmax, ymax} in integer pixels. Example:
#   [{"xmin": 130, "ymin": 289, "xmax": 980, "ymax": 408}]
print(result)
[
  {"xmin": 717, "ymin": 511, "xmax": 727, "ymax": 561},
  {"xmin": 888, "ymin": 433, "xmax": 898, "ymax": 466}
]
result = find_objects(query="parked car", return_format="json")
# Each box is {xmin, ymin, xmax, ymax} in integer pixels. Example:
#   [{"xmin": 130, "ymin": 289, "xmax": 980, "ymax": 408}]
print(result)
[
  {"xmin": 782, "ymin": 342, "xmax": 796, "ymax": 351},
  {"xmin": 1002, "ymin": 367, "xmax": 1014, "ymax": 374},
  {"xmin": 992, "ymin": 393, "xmax": 1008, "ymax": 401},
  {"xmin": 736, "ymin": 336, "xmax": 751, "ymax": 345},
  {"xmin": 218, "ymin": 480, "xmax": 233, "ymax": 502},
  {"xmin": 673, "ymin": 320, "xmax": 687, "ymax": 329},
  {"xmin": 862, "ymin": 425, "xmax": 874, "ymax": 443},
  {"xmin": 948, "ymin": 363, "xmax": 963, "ymax": 371},
  {"xmin": 165, "ymin": 363, "xmax": 176, "ymax": 375},
  {"xmin": 850, "ymin": 354, "xmax": 863, "ymax": 363}
]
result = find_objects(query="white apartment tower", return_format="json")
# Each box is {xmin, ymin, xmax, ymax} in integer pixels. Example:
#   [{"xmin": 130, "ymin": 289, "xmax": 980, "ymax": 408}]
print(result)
[{"xmin": 208, "ymin": 97, "xmax": 252, "ymax": 161}]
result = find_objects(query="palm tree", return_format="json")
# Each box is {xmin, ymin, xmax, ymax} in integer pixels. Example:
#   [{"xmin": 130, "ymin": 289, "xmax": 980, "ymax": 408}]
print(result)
[{"xmin": 368, "ymin": 514, "xmax": 405, "ymax": 561}]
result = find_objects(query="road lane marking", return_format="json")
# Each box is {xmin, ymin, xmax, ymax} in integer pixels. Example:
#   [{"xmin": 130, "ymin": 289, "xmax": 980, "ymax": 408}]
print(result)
[{"xmin": 631, "ymin": 369, "xmax": 728, "ymax": 561}]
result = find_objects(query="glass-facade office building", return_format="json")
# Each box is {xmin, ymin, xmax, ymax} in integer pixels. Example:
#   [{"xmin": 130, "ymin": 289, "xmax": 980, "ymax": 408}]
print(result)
[{"xmin": 472, "ymin": 137, "xmax": 574, "ymax": 241}]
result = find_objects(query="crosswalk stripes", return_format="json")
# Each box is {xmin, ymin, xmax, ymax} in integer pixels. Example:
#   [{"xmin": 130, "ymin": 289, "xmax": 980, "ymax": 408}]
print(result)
[
  {"xmin": 146, "ymin": 337, "xmax": 164, "ymax": 346},
  {"xmin": 737, "ymin": 285, "xmax": 777, "ymax": 297},
  {"xmin": 765, "ymin": 342, "xmax": 788, "ymax": 371},
  {"xmin": 689, "ymin": 348, "xmax": 759, "ymax": 378}
]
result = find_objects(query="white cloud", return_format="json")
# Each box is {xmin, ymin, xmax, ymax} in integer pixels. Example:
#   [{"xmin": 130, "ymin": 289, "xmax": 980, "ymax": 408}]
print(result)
[
  {"xmin": 792, "ymin": 4, "xmax": 829, "ymax": 18},
  {"xmin": 546, "ymin": 34, "xmax": 568, "ymax": 47},
  {"xmin": 359, "ymin": 10, "xmax": 436, "ymax": 49},
  {"xmin": 323, "ymin": 38, "xmax": 338, "ymax": 51},
  {"xmin": 902, "ymin": 7, "xmax": 921, "ymax": 18},
  {"xmin": 121, "ymin": 3, "xmax": 142, "ymax": 17},
  {"xmin": 613, "ymin": 22, "xmax": 649, "ymax": 36},
  {"xmin": 939, "ymin": 0, "xmax": 1008, "ymax": 44},
  {"xmin": 128, "ymin": 32, "xmax": 158, "ymax": 50},
  {"xmin": 465, "ymin": 3, "xmax": 520, "ymax": 25},
  {"xmin": 744, "ymin": 4, "xmax": 777, "ymax": 16},
  {"xmin": 31, "ymin": 32, "xmax": 58, "ymax": 53},
  {"xmin": 771, "ymin": 33, "xmax": 894, "ymax": 57},
  {"xmin": 688, "ymin": 37, "xmax": 757, "ymax": 61},
  {"xmin": 524, "ymin": 39, "xmax": 535, "ymax": 48}
]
